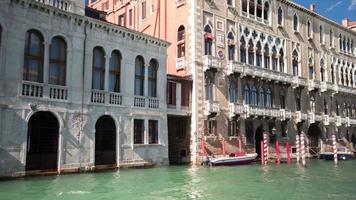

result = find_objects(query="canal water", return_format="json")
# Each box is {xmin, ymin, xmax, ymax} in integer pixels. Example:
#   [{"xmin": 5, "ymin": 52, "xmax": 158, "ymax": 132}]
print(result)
[{"xmin": 0, "ymin": 160, "xmax": 355, "ymax": 200}]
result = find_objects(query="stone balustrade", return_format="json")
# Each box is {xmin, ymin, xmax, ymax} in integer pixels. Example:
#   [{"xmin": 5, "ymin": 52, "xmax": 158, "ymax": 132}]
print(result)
[
  {"xmin": 21, "ymin": 81, "xmax": 68, "ymax": 101},
  {"xmin": 203, "ymin": 55, "xmax": 221, "ymax": 71},
  {"xmin": 204, "ymin": 100, "xmax": 220, "ymax": 115}
]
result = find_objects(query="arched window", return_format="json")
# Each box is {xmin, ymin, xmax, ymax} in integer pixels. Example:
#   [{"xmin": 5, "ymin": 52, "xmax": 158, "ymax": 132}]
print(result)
[
  {"xmin": 256, "ymin": 0, "xmax": 262, "ymax": 18},
  {"xmin": 248, "ymin": 39, "xmax": 254, "ymax": 65},
  {"xmin": 341, "ymin": 67, "xmax": 344, "ymax": 85},
  {"xmin": 148, "ymin": 59, "xmax": 158, "ymax": 97},
  {"xmin": 227, "ymin": 32, "xmax": 235, "ymax": 61},
  {"xmin": 324, "ymin": 99, "xmax": 328, "ymax": 114},
  {"xmin": 277, "ymin": 7, "xmax": 283, "ymax": 26},
  {"xmin": 249, "ymin": 0, "xmax": 255, "ymax": 16},
  {"xmin": 243, "ymin": 84, "xmax": 250, "ymax": 105},
  {"xmin": 320, "ymin": 25, "xmax": 324, "ymax": 44},
  {"xmin": 251, "ymin": 85, "xmax": 257, "ymax": 106},
  {"xmin": 347, "ymin": 38, "xmax": 350, "ymax": 53},
  {"xmin": 320, "ymin": 59, "xmax": 325, "ymax": 82},
  {"xmin": 92, "ymin": 47, "xmax": 105, "ymax": 90},
  {"xmin": 177, "ymin": 25, "xmax": 185, "ymax": 58},
  {"xmin": 331, "ymin": 64, "xmax": 335, "ymax": 84},
  {"xmin": 272, "ymin": 46, "xmax": 278, "ymax": 70},
  {"xmin": 204, "ymin": 25, "xmax": 213, "ymax": 56},
  {"xmin": 23, "ymin": 30, "xmax": 44, "ymax": 83},
  {"xmin": 240, "ymin": 37, "xmax": 246, "ymax": 63},
  {"xmin": 307, "ymin": 20, "xmax": 312, "ymax": 38},
  {"xmin": 256, "ymin": 42, "xmax": 262, "ymax": 67},
  {"xmin": 49, "ymin": 36, "xmax": 66, "ymax": 86},
  {"xmin": 293, "ymin": 14, "xmax": 298, "ymax": 32},
  {"xmin": 280, "ymin": 90, "xmax": 286, "ymax": 109},
  {"xmin": 109, "ymin": 50, "xmax": 121, "ymax": 92},
  {"xmin": 258, "ymin": 87, "xmax": 265, "ymax": 107},
  {"xmin": 229, "ymin": 79, "xmax": 238, "ymax": 103},
  {"xmin": 264, "ymin": 45, "xmax": 270, "ymax": 69},
  {"xmin": 292, "ymin": 50, "xmax": 299, "ymax": 76},
  {"xmin": 242, "ymin": 0, "xmax": 247, "ymax": 13},
  {"xmin": 279, "ymin": 49, "xmax": 284, "ymax": 72},
  {"xmin": 263, "ymin": 2, "xmax": 269, "ymax": 22},
  {"xmin": 339, "ymin": 34, "xmax": 342, "ymax": 51},
  {"xmin": 336, "ymin": 101, "xmax": 340, "ymax": 116},
  {"xmin": 343, "ymin": 36, "xmax": 346, "ymax": 51},
  {"xmin": 295, "ymin": 90, "xmax": 301, "ymax": 111},
  {"xmin": 135, "ymin": 56, "xmax": 145, "ymax": 96},
  {"xmin": 266, "ymin": 88, "xmax": 272, "ymax": 107},
  {"xmin": 329, "ymin": 29, "xmax": 333, "ymax": 46}
]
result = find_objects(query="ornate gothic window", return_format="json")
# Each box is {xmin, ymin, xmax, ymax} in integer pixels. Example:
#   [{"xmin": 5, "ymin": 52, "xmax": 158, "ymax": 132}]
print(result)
[
  {"xmin": 256, "ymin": 0, "xmax": 262, "ymax": 18},
  {"xmin": 320, "ymin": 59, "xmax": 325, "ymax": 82},
  {"xmin": 251, "ymin": 85, "xmax": 258, "ymax": 106},
  {"xmin": 263, "ymin": 2, "xmax": 269, "ymax": 22},
  {"xmin": 292, "ymin": 50, "xmax": 299, "ymax": 76},
  {"xmin": 243, "ymin": 84, "xmax": 250, "ymax": 105},
  {"xmin": 204, "ymin": 25, "xmax": 213, "ymax": 56},
  {"xmin": 279, "ymin": 49, "xmax": 284, "ymax": 72},
  {"xmin": 256, "ymin": 42, "xmax": 262, "ymax": 67},
  {"xmin": 277, "ymin": 7, "xmax": 283, "ymax": 26},
  {"xmin": 258, "ymin": 87, "xmax": 265, "ymax": 107},
  {"xmin": 240, "ymin": 37, "xmax": 246, "ymax": 63},
  {"xmin": 266, "ymin": 88, "xmax": 272, "ymax": 107},
  {"xmin": 293, "ymin": 14, "xmax": 298, "ymax": 32},
  {"xmin": 272, "ymin": 46, "xmax": 278, "ymax": 70},
  {"xmin": 227, "ymin": 32, "xmax": 235, "ymax": 61},
  {"xmin": 264, "ymin": 44, "xmax": 270, "ymax": 69}
]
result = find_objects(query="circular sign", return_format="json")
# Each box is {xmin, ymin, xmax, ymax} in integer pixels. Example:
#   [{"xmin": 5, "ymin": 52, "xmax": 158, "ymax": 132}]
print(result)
[{"xmin": 218, "ymin": 50, "xmax": 224, "ymax": 59}]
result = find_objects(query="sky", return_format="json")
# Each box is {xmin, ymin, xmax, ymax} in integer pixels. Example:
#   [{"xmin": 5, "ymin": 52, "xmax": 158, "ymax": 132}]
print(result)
[{"xmin": 293, "ymin": 0, "xmax": 356, "ymax": 24}]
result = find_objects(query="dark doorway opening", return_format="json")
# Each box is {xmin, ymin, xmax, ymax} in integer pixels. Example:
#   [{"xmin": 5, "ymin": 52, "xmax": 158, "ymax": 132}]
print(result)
[
  {"xmin": 307, "ymin": 123, "xmax": 321, "ymax": 155},
  {"xmin": 95, "ymin": 115, "xmax": 116, "ymax": 166},
  {"xmin": 26, "ymin": 111, "xmax": 59, "ymax": 171},
  {"xmin": 255, "ymin": 126, "xmax": 263, "ymax": 158},
  {"xmin": 168, "ymin": 116, "xmax": 190, "ymax": 165}
]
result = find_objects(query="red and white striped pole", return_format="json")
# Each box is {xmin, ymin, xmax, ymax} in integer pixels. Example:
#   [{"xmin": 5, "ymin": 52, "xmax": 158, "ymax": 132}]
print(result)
[
  {"xmin": 296, "ymin": 135, "xmax": 300, "ymax": 163},
  {"xmin": 332, "ymin": 134, "xmax": 338, "ymax": 165},
  {"xmin": 261, "ymin": 141, "xmax": 264, "ymax": 165},
  {"xmin": 301, "ymin": 133, "xmax": 306, "ymax": 167},
  {"xmin": 263, "ymin": 132, "xmax": 268, "ymax": 165}
]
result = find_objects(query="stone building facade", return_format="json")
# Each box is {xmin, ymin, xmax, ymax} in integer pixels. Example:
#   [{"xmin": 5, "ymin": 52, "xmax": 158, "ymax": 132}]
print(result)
[
  {"xmin": 0, "ymin": 0, "xmax": 169, "ymax": 177},
  {"xmin": 89, "ymin": 0, "xmax": 356, "ymax": 162}
]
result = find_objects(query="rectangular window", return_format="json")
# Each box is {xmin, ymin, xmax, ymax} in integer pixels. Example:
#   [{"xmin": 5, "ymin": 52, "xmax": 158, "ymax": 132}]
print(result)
[
  {"xmin": 134, "ymin": 119, "xmax": 144, "ymax": 144},
  {"xmin": 129, "ymin": 9, "xmax": 133, "ymax": 26},
  {"xmin": 181, "ymin": 82, "xmax": 190, "ymax": 107},
  {"xmin": 167, "ymin": 81, "xmax": 176, "ymax": 105},
  {"xmin": 149, "ymin": 120, "xmax": 158, "ymax": 144},
  {"xmin": 204, "ymin": 119, "xmax": 217, "ymax": 135},
  {"xmin": 141, "ymin": 1, "xmax": 146, "ymax": 20},
  {"xmin": 228, "ymin": 120, "xmax": 238, "ymax": 136},
  {"xmin": 118, "ymin": 14, "xmax": 125, "ymax": 26}
]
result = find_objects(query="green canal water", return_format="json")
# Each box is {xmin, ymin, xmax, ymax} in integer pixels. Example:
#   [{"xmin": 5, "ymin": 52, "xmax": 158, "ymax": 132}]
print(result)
[{"xmin": 0, "ymin": 160, "xmax": 355, "ymax": 200}]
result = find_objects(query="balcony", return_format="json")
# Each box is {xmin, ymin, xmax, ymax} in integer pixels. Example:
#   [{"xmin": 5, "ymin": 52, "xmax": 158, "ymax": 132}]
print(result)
[
  {"xmin": 250, "ymin": 106, "xmax": 265, "ymax": 117},
  {"xmin": 176, "ymin": 57, "xmax": 185, "ymax": 70},
  {"xmin": 292, "ymin": 77, "xmax": 307, "ymax": 88},
  {"xmin": 294, "ymin": 111, "xmax": 302, "ymax": 123},
  {"xmin": 308, "ymin": 112, "xmax": 315, "ymax": 123},
  {"xmin": 335, "ymin": 116, "xmax": 342, "ymax": 127},
  {"xmin": 320, "ymin": 82, "xmax": 327, "ymax": 92},
  {"xmin": 323, "ymin": 114, "xmax": 329, "ymax": 125},
  {"xmin": 91, "ymin": 90, "xmax": 122, "ymax": 105},
  {"xmin": 228, "ymin": 103, "xmax": 244, "ymax": 118},
  {"xmin": 204, "ymin": 101, "xmax": 220, "ymax": 116},
  {"xmin": 307, "ymin": 80, "xmax": 315, "ymax": 91},
  {"xmin": 203, "ymin": 55, "xmax": 221, "ymax": 71},
  {"xmin": 227, "ymin": 61, "xmax": 243, "ymax": 75},
  {"xmin": 34, "ymin": 0, "xmax": 73, "ymax": 12},
  {"xmin": 21, "ymin": 81, "xmax": 68, "ymax": 101}
]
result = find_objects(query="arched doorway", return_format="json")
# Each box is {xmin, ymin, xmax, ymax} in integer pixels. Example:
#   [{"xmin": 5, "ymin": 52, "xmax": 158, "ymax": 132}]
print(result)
[
  {"xmin": 307, "ymin": 123, "xmax": 321, "ymax": 155},
  {"xmin": 26, "ymin": 111, "xmax": 59, "ymax": 171},
  {"xmin": 95, "ymin": 115, "xmax": 117, "ymax": 166},
  {"xmin": 255, "ymin": 126, "xmax": 263, "ymax": 158}
]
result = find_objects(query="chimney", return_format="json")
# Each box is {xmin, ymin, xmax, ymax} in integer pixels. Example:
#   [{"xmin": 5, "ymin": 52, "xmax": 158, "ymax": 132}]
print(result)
[
  {"xmin": 310, "ymin": 4, "xmax": 315, "ymax": 12},
  {"xmin": 342, "ymin": 18, "xmax": 349, "ymax": 27}
]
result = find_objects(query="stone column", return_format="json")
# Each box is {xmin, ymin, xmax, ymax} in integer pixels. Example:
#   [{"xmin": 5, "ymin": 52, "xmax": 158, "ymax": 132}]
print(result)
[
  {"xmin": 104, "ymin": 55, "xmax": 110, "ymax": 91},
  {"xmin": 43, "ymin": 41, "xmax": 50, "ymax": 84}
]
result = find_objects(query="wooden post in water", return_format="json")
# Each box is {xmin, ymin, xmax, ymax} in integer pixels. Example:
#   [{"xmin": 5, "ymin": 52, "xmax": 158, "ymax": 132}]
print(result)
[
  {"xmin": 332, "ymin": 134, "xmax": 338, "ymax": 165},
  {"xmin": 286, "ymin": 141, "xmax": 291, "ymax": 165},
  {"xmin": 301, "ymin": 133, "xmax": 306, "ymax": 167},
  {"xmin": 275, "ymin": 140, "xmax": 280, "ymax": 165},
  {"xmin": 296, "ymin": 135, "xmax": 300, "ymax": 164},
  {"xmin": 221, "ymin": 138, "xmax": 226, "ymax": 156},
  {"xmin": 238, "ymin": 137, "xmax": 242, "ymax": 153}
]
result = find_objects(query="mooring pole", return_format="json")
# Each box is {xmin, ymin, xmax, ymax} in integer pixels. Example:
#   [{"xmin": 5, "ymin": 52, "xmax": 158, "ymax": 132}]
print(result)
[
  {"xmin": 296, "ymin": 134, "xmax": 300, "ymax": 164},
  {"xmin": 301, "ymin": 133, "xmax": 306, "ymax": 167},
  {"xmin": 286, "ymin": 141, "xmax": 291, "ymax": 165},
  {"xmin": 263, "ymin": 132, "xmax": 268, "ymax": 165},
  {"xmin": 261, "ymin": 141, "xmax": 264, "ymax": 165},
  {"xmin": 332, "ymin": 134, "xmax": 338, "ymax": 165},
  {"xmin": 275, "ymin": 140, "xmax": 280, "ymax": 165}
]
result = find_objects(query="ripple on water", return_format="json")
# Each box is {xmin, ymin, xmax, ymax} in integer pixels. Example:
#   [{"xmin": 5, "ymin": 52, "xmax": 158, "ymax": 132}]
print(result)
[{"xmin": 0, "ymin": 160, "xmax": 355, "ymax": 200}]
